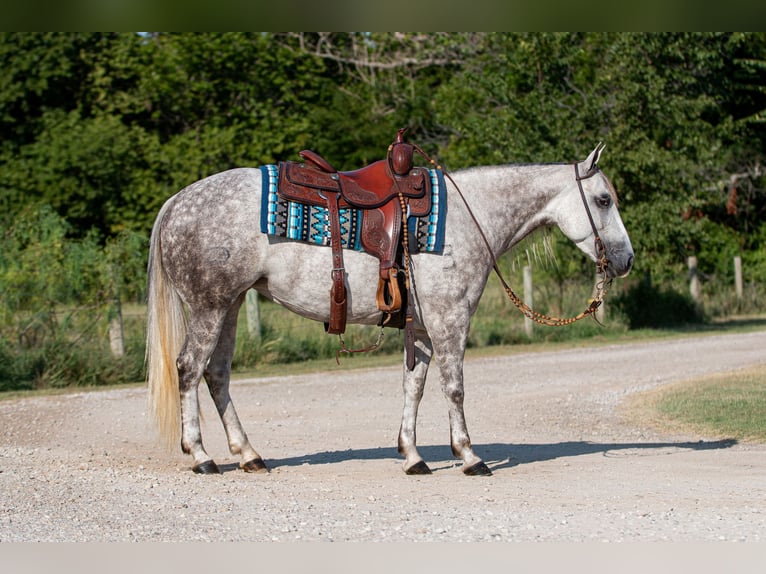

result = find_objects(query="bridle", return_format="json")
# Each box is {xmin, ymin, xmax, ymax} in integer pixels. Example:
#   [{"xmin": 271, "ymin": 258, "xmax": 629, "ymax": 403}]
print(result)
[{"xmin": 574, "ymin": 162, "xmax": 609, "ymax": 281}]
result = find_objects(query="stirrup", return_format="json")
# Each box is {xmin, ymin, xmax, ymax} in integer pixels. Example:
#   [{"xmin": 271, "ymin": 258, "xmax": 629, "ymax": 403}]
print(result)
[{"xmin": 376, "ymin": 268, "xmax": 402, "ymax": 313}]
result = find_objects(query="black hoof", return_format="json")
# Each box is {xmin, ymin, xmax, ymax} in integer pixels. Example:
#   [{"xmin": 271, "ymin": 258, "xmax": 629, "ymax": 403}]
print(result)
[
  {"xmin": 463, "ymin": 461, "xmax": 493, "ymax": 476},
  {"xmin": 241, "ymin": 458, "xmax": 269, "ymax": 474},
  {"xmin": 405, "ymin": 460, "xmax": 433, "ymax": 475},
  {"xmin": 192, "ymin": 459, "xmax": 221, "ymax": 474}
]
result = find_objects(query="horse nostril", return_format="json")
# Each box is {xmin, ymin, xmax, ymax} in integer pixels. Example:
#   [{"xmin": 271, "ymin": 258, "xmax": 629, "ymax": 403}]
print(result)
[{"xmin": 627, "ymin": 254, "xmax": 634, "ymax": 270}]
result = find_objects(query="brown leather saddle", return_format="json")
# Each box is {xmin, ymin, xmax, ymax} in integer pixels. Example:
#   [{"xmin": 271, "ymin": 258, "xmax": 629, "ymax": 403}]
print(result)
[{"xmin": 276, "ymin": 130, "xmax": 432, "ymax": 338}]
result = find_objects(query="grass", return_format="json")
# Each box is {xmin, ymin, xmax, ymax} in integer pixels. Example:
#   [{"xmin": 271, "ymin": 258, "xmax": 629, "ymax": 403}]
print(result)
[
  {"xmin": 229, "ymin": 315, "xmax": 766, "ymax": 378},
  {"xmin": 625, "ymin": 364, "xmax": 766, "ymax": 442}
]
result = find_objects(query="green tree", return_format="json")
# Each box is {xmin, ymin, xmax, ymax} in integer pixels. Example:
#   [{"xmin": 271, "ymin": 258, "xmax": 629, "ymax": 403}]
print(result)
[
  {"xmin": 279, "ymin": 32, "xmax": 481, "ymax": 168},
  {"xmin": 431, "ymin": 33, "xmax": 766, "ymax": 287},
  {"xmin": 602, "ymin": 33, "xmax": 765, "ymax": 283},
  {"xmin": 1, "ymin": 32, "xmax": 337, "ymax": 238}
]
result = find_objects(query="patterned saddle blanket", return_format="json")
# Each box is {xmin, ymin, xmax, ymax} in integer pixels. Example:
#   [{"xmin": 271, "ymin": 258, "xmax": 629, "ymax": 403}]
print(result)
[{"xmin": 259, "ymin": 164, "xmax": 446, "ymax": 254}]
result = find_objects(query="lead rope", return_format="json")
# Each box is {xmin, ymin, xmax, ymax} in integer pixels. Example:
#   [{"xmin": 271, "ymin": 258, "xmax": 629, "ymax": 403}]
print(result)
[{"xmin": 410, "ymin": 143, "xmax": 612, "ymax": 327}]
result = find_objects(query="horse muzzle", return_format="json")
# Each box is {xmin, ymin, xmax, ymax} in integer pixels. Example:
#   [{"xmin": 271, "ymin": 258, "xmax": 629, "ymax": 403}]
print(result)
[{"xmin": 606, "ymin": 250, "xmax": 634, "ymax": 279}]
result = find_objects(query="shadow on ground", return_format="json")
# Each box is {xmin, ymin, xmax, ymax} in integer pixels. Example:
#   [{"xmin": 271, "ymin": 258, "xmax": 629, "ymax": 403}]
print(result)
[
  {"xmin": 669, "ymin": 316, "xmax": 766, "ymax": 334},
  {"xmin": 217, "ymin": 438, "xmax": 738, "ymax": 473}
]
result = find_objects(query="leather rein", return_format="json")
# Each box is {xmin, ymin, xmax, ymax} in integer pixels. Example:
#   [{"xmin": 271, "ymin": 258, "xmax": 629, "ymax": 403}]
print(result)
[
  {"xmin": 336, "ymin": 145, "xmax": 613, "ymax": 363},
  {"xmin": 420, "ymin": 149, "xmax": 613, "ymax": 327}
]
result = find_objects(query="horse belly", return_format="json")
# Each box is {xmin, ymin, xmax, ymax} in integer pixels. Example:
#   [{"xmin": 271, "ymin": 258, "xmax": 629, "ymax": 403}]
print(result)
[{"xmin": 258, "ymin": 242, "xmax": 384, "ymax": 326}]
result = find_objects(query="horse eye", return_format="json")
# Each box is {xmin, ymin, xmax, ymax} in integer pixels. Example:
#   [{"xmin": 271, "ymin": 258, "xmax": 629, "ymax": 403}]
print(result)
[{"xmin": 595, "ymin": 194, "xmax": 612, "ymax": 209}]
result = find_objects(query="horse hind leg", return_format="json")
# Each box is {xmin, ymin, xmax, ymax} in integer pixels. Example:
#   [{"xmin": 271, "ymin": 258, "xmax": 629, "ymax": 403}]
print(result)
[
  {"xmin": 176, "ymin": 305, "xmax": 235, "ymax": 474},
  {"xmin": 203, "ymin": 292, "xmax": 267, "ymax": 474}
]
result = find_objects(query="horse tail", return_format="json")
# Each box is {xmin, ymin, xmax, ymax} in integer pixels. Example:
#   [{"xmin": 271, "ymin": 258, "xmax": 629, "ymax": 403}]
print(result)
[{"xmin": 145, "ymin": 198, "xmax": 186, "ymax": 449}]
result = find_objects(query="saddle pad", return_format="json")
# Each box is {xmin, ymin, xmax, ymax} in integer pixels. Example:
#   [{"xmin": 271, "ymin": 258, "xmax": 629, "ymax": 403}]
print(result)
[{"xmin": 260, "ymin": 164, "xmax": 446, "ymax": 253}]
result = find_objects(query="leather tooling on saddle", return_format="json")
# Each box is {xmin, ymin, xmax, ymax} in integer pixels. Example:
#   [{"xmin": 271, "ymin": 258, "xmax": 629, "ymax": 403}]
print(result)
[
  {"xmin": 259, "ymin": 131, "xmax": 446, "ymax": 349},
  {"xmin": 260, "ymin": 164, "xmax": 445, "ymax": 254}
]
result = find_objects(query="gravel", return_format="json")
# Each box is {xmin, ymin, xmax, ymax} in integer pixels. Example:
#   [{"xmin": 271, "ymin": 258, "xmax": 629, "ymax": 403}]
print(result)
[{"xmin": 1, "ymin": 330, "xmax": 765, "ymax": 542}]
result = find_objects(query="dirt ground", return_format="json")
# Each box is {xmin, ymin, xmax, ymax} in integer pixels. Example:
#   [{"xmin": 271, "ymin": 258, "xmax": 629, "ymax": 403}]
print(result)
[{"xmin": 1, "ymin": 329, "xmax": 765, "ymax": 542}]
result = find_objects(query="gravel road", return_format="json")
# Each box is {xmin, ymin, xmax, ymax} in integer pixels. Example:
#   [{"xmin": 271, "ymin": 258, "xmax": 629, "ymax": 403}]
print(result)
[{"xmin": 1, "ymin": 330, "xmax": 765, "ymax": 542}]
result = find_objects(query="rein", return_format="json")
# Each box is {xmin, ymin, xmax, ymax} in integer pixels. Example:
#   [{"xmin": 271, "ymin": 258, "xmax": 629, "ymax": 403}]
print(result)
[
  {"xmin": 336, "ymin": 140, "xmax": 614, "ymax": 363},
  {"xmin": 418, "ymin": 148, "xmax": 613, "ymax": 327}
]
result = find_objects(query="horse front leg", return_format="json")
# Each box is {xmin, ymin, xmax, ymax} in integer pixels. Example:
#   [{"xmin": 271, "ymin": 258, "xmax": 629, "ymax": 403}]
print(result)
[
  {"xmin": 398, "ymin": 335, "xmax": 434, "ymax": 475},
  {"xmin": 204, "ymin": 292, "xmax": 267, "ymax": 474},
  {"xmin": 439, "ymin": 358, "xmax": 492, "ymax": 476},
  {"xmin": 432, "ymin": 319, "xmax": 492, "ymax": 476}
]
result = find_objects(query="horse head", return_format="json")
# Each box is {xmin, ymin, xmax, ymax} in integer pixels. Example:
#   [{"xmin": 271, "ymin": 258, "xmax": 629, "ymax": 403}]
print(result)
[{"xmin": 553, "ymin": 144, "xmax": 634, "ymax": 278}]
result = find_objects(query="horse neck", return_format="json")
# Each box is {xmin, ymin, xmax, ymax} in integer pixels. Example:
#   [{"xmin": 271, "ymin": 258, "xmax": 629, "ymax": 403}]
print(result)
[{"xmin": 451, "ymin": 163, "xmax": 570, "ymax": 256}]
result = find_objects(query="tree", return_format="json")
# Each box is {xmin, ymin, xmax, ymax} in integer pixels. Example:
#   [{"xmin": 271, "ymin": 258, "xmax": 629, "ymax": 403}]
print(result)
[
  {"xmin": 0, "ymin": 33, "xmax": 337, "ymax": 238},
  {"xmin": 277, "ymin": 32, "xmax": 482, "ymax": 167},
  {"xmin": 1, "ymin": 32, "xmax": 764, "ymax": 297},
  {"xmin": 431, "ymin": 33, "xmax": 766, "ymax": 285},
  {"xmin": 601, "ymin": 33, "xmax": 766, "ymax": 282}
]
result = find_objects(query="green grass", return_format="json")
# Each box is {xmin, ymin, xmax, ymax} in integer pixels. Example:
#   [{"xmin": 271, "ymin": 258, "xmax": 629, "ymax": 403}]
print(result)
[
  {"xmin": 230, "ymin": 315, "xmax": 766, "ymax": 379},
  {"xmin": 627, "ymin": 365, "xmax": 766, "ymax": 442}
]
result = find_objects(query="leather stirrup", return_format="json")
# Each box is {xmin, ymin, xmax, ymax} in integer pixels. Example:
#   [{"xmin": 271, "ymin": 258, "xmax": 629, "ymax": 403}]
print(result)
[{"xmin": 376, "ymin": 268, "xmax": 403, "ymax": 313}]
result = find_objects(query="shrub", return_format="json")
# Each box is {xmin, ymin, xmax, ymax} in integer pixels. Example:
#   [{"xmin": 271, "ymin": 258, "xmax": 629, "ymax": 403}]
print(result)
[
  {"xmin": 0, "ymin": 207, "xmax": 147, "ymax": 390},
  {"xmin": 614, "ymin": 279, "xmax": 704, "ymax": 329}
]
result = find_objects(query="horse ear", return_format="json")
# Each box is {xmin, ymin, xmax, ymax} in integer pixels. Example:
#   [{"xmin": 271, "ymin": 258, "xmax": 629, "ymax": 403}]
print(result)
[{"xmin": 579, "ymin": 142, "xmax": 605, "ymax": 176}]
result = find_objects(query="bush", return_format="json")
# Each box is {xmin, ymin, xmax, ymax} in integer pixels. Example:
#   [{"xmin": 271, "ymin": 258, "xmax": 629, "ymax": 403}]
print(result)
[
  {"xmin": 0, "ymin": 318, "xmax": 146, "ymax": 393},
  {"xmin": 614, "ymin": 279, "xmax": 704, "ymax": 329},
  {"xmin": 0, "ymin": 207, "xmax": 147, "ymax": 391},
  {"xmin": 0, "ymin": 339, "xmax": 38, "ymax": 392}
]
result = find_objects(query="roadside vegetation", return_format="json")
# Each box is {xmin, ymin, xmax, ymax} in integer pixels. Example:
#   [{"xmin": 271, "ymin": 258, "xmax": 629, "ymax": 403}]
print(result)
[{"xmin": 625, "ymin": 365, "xmax": 766, "ymax": 442}]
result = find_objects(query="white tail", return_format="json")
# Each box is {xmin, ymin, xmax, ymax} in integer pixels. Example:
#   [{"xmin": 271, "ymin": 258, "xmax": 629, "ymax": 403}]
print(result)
[{"xmin": 145, "ymin": 200, "xmax": 187, "ymax": 449}]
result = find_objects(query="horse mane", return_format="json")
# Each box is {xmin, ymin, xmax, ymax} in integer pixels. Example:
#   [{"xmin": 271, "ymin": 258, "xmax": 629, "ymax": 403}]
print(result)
[{"xmin": 509, "ymin": 228, "xmax": 557, "ymax": 272}]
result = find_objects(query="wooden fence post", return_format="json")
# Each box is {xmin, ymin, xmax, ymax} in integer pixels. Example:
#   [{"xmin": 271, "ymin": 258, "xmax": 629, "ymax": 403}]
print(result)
[
  {"xmin": 246, "ymin": 289, "xmax": 261, "ymax": 339},
  {"xmin": 734, "ymin": 255, "xmax": 743, "ymax": 300},
  {"xmin": 688, "ymin": 256, "xmax": 701, "ymax": 303},
  {"xmin": 108, "ymin": 299, "xmax": 125, "ymax": 358},
  {"xmin": 523, "ymin": 265, "xmax": 534, "ymax": 338},
  {"xmin": 593, "ymin": 270, "xmax": 606, "ymax": 323}
]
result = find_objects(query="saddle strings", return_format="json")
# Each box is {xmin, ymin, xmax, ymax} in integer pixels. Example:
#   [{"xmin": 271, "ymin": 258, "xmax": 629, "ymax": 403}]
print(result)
[
  {"xmin": 336, "ymin": 143, "xmax": 418, "ymax": 361},
  {"xmin": 336, "ymin": 145, "xmax": 411, "ymax": 361},
  {"xmin": 409, "ymin": 142, "xmax": 613, "ymax": 327}
]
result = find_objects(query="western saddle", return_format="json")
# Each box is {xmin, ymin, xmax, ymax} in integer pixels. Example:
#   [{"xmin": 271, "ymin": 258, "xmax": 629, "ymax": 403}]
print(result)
[{"xmin": 277, "ymin": 129, "xmax": 432, "ymax": 362}]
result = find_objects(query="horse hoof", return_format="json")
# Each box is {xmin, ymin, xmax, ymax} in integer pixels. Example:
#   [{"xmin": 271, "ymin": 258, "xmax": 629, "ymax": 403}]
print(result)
[
  {"xmin": 241, "ymin": 458, "xmax": 269, "ymax": 473},
  {"xmin": 405, "ymin": 460, "xmax": 432, "ymax": 475},
  {"xmin": 192, "ymin": 460, "xmax": 221, "ymax": 474},
  {"xmin": 463, "ymin": 461, "xmax": 493, "ymax": 476}
]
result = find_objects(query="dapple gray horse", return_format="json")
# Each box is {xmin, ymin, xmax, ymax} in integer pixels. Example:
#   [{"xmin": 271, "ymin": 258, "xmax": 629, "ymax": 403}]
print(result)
[{"xmin": 146, "ymin": 144, "xmax": 633, "ymax": 476}]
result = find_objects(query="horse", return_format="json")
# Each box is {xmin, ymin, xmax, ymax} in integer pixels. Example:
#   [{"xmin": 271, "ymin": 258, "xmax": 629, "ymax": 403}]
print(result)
[{"xmin": 145, "ymin": 143, "xmax": 634, "ymax": 476}]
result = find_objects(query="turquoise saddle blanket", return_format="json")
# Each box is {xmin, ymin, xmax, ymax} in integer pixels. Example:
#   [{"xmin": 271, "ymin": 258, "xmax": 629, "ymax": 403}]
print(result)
[{"xmin": 259, "ymin": 164, "xmax": 446, "ymax": 253}]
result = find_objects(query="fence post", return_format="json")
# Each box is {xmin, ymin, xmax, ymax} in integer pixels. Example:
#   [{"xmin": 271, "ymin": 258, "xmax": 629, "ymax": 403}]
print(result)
[
  {"xmin": 246, "ymin": 289, "xmax": 261, "ymax": 339},
  {"xmin": 734, "ymin": 255, "xmax": 743, "ymax": 300},
  {"xmin": 593, "ymin": 270, "xmax": 606, "ymax": 323},
  {"xmin": 108, "ymin": 299, "xmax": 125, "ymax": 358},
  {"xmin": 523, "ymin": 265, "xmax": 534, "ymax": 338},
  {"xmin": 688, "ymin": 256, "xmax": 701, "ymax": 303}
]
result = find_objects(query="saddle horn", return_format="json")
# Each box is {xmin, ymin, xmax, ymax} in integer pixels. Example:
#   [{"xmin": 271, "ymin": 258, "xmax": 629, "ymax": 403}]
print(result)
[{"xmin": 390, "ymin": 127, "xmax": 414, "ymax": 176}]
